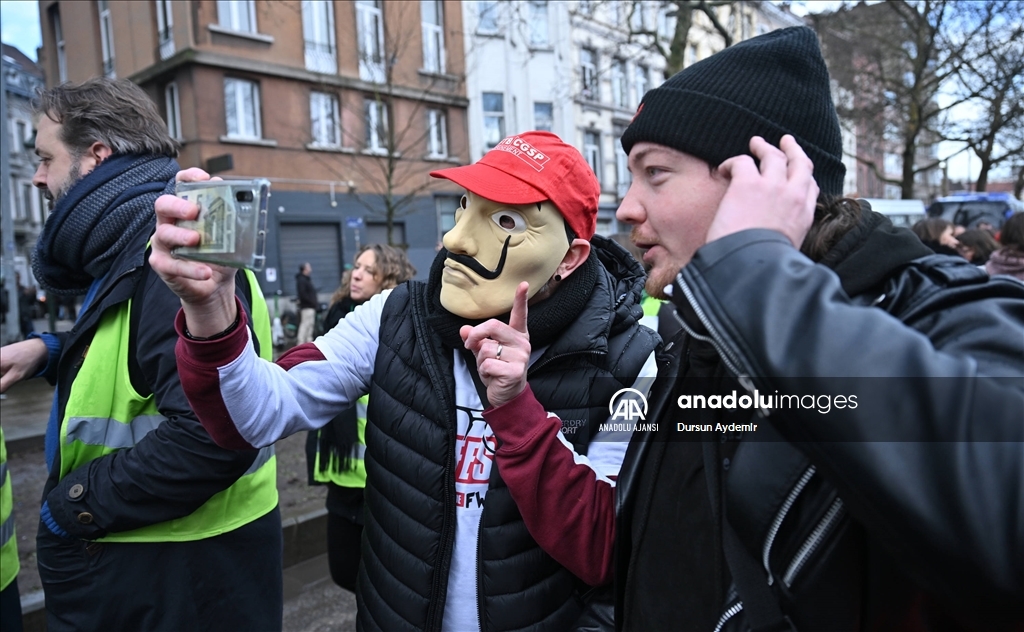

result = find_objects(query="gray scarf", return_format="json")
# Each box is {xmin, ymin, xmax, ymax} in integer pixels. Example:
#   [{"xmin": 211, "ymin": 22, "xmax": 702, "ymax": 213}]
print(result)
[{"xmin": 32, "ymin": 153, "xmax": 179, "ymax": 295}]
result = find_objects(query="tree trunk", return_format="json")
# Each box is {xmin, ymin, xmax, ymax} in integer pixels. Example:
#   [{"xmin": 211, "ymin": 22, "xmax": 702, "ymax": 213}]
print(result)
[{"xmin": 975, "ymin": 156, "xmax": 992, "ymax": 192}]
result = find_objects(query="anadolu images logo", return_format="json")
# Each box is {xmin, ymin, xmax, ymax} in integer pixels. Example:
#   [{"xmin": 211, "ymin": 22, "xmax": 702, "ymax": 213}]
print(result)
[{"xmin": 609, "ymin": 388, "xmax": 648, "ymax": 422}]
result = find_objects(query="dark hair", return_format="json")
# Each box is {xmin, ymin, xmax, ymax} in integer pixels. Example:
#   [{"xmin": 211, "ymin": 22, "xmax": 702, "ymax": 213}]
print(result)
[
  {"xmin": 911, "ymin": 217, "xmax": 954, "ymax": 243},
  {"xmin": 957, "ymin": 229, "xmax": 999, "ymax": 264},
  {"xmin": 999, "ymin": 212, "xmax": 1024, "ymax": 253},
  {"xmin": 34, "ymin": 77, "xmax": 179, "ymax": 158},
  {"xmin": 330, "ymin": 244, "xmax": 416, "ymax": 306},
  {"xmin": 800, "ymin": 194, "xmax": 863, "ymax": 262}
]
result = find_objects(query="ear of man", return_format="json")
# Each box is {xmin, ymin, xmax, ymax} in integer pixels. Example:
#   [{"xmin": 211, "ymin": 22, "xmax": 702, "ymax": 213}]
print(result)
[
  {"xmin": 81, "ymin": 140, "xmax": 114, "ymax": 173},
  {"xmin": 555, "ymin": 238, "xmax": 591, "ymax": 280}
]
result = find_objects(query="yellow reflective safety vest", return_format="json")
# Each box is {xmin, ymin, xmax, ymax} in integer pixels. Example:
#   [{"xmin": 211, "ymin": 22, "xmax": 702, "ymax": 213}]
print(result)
[
  {"xmin": 58, "ymin": 270, "xmax": 277, "ymax": 543},
  {"xmin": 313, "ymin": 395, "xmax": 368, "ymax": 488},
  {"xmin": 1, "ymin": 427, "xmax": 18, "ymax": 590}
]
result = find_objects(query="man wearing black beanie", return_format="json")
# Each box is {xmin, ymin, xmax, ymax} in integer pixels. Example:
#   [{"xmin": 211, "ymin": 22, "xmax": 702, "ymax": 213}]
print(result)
[{"xmin": 612, "ymin": 26, "xmax": 1024, "ymax": 631}]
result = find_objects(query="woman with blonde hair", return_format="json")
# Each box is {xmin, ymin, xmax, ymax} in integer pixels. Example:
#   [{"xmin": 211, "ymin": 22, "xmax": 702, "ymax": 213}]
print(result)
[{"xmin": 307, "ymin": 243, "xmax": 416, "ymax": 591}]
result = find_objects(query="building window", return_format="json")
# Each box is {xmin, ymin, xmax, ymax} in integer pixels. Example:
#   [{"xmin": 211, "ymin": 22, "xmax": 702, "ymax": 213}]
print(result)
[
  {"xmin": 165, "ymin": 83, "xmax": 182, "ymax": 140},
  {"xmin": 615, "ymin": 132, "xmax": 630, "ymax": 198},
  {"xmin": 98, "ymin": 0, "xmax": 116, "ymax": 77},
  {"xmin": 581, "ymin": 48, "xmax": 597, "ymax": 101},
  {"xmin": 15, "ymin": 181, "xmax": 31, "ymax": 221},
  {"xmin": 427, "ymin": 109, "xmax": 448, "ymax": 158},
  {"xmin": 436, "ymin": 194, "xmax": 460, "ymax": 242},
  {"xmin": 584, "ymin": 131, "xmax": 601, "ymax": 183},
  {"xmin": 533, "ymin": 102, "xmax": 553, "ymax": 132},
  {"xmin": 529, "ymin": 1, "xmax": 549, "ymax": 47},
  {"xmin": 482, "ymin": 92, "xmax": 505, "ymax": 149},
  {"xmin": 357, "ymin": 0, "xmax": 386, "ymax": 83},
  {"xmin": 217, "ymin": 0, "xmax": 257, "ymax": 33},
  {"xmin": 421, "ymin": 0, "xmax": 445, "ymax": 73},
  {"xmin": 303, "ymin": 0, "xmax": 337, "ymax": 73},
  {"xmin": 155, "ymin": 0, "xmax": 175, "ymax": 59},
  {"xmin": 611, "ymin": 59, "xmax": 628, "ymax": 108},
  {"xmin": 364, "ymin": 98, "xmax": 389, "ymax": 153},
  {"xmin": 657, "ymin": 8, "xmax": 673, "ymax": 40},
  {"xmin": 634, "ymin": 64, "xmax": 649, "ymax": 105},
  {"xmin": 224, "ymin": 78, "xmax": 261, "ymax": 139},
  {"xmin": 477, "ymin": 1, "xmax": 499, "ymax": 34},
  {"xmin": 13, "ymin": 120, "xmax": 28, "ymax": 152},
  {"xmin": 52, "ymin": 8, "xmax": 67, "ymax": 83},
  {"xmin": 310, "ymin": 91, "xmax": 341, "ymax": 147}
]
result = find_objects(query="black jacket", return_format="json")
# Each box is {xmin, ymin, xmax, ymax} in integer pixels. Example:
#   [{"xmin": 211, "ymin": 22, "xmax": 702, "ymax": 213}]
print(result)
[
  {"xmin": 358, "ymin": 238, "xmax": 658, "ymax": 632},
  {"xmin": 37, "ymin": 224, "xmax": 283, "ymax": 630},
  {"xmin": 296, "ymin": 272, "xmax": 318, "ymax": 309},
  {"xmin": 615, "ymin": 214, "xmax": 1024, "ymax": 631}
]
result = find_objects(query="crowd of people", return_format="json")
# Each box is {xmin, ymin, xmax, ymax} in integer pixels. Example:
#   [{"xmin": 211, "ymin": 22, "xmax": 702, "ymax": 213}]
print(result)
[
  {"xmin": 911, "ymin": 213, "xmax": 1024, "ymax": 280},
  {"xmin": 0, "ymin": 24, "xmax": 1022, "ymax": 632}
]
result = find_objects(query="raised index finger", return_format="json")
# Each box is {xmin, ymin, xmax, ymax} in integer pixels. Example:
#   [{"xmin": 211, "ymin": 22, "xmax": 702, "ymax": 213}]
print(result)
[{"xmin": 509, "ymin": 282, "xmax": 529, "ymax": 335}]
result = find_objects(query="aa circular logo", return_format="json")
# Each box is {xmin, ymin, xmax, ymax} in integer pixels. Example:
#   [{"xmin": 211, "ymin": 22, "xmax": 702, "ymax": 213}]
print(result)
[{"xmin": 609, "ymin": 388, "xmax": 648, "ymax": 422}]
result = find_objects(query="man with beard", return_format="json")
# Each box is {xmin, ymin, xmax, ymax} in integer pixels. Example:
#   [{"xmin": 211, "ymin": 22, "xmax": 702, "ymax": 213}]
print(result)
[
  {"xmin": 611, "ymin": 27, "xmax": 1023, "ymax": 630},
  {"xmin": 150, "ymin": 131, "xmax": 658, "ymax": 631},
  {"xmin": 0, "ymin": 77, "xmax": 282, "ymax": 631}
]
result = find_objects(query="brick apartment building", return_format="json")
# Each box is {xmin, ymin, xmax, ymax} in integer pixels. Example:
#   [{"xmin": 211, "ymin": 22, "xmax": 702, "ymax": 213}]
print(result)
[{"xmin": 36, "ymin": 0, "xmax": 470, "ymax": 297}]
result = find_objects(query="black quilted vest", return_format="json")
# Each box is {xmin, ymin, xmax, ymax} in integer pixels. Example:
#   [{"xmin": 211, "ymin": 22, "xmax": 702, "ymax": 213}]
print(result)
[{"xmin": 355, "ymin": 239, "xmax": 658, "ymax": 632}]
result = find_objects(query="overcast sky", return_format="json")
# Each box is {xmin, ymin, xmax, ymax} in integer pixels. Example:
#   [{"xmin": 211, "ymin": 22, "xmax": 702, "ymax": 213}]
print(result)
[{"xmin": 0, "ymin": 0, "xmax": 987, "ymax": 184}]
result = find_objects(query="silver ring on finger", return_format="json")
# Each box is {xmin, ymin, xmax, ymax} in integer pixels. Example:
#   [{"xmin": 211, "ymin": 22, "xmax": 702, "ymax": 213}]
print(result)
[{"xmin": 495, "ymin": 343, "xmax": 503, "ymax": 361}]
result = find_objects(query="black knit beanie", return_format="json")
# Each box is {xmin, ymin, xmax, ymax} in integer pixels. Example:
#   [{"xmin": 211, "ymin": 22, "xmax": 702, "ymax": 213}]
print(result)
[{"xmin": 621, "ymin": 26, "xmax": 845, "ymax": 196}]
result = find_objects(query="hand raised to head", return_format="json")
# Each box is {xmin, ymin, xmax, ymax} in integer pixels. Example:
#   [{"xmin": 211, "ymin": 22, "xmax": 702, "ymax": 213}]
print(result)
[
  {"xmin": 707, "ymin": 135, "xmax": 819, "ymax": 249},
  {"xmin": 459, "ymin": 282, "xmax": 531, "ymax": 408}
]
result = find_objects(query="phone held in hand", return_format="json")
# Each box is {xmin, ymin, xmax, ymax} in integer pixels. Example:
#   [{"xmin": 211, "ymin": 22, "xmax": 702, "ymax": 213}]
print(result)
[{"xmin": 173, "ymin": 178, "xmax": 270, "ymax": 271}]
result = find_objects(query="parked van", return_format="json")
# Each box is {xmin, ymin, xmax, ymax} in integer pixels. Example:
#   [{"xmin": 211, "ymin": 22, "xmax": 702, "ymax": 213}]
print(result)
[
  {"xmin": 927, "ymin": 192, "xmax": 1023, "ymax": 229},
  {"xmin": 860, "ymin": 198, "xmax": 926, "ymax": 228}
]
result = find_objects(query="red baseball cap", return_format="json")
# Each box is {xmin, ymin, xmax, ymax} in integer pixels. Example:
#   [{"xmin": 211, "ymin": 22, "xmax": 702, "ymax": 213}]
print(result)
[{"xmin": 430, "ymin": 131, "xmax": 599, "ymax": 240}]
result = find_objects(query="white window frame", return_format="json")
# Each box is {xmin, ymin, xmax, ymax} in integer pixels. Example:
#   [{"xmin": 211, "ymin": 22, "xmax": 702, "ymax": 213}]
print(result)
[
  {"xmin": 357, "ymin": 0, "xmax": 386, "ymax": 83},
  {"xmin": 364, "ymin": 98, "xmax": 389, "ymax": 153},
  {"xmin": 14, "ymin": 179, "xmax": 30, "ymax": 221},
  {"xmin": 98, "ymin": 0, "xmax": 116, "ymax": 77},
  {"xmin": 224, "ymin": 78, "xmax": 262, "ymax": 140},
  {"xmin": 421, "ymin": 0, "xmax": 445, "ymax": 74},
  {"xmin": 165, "ymin": 82, "xmax": 182, "ymax": 140},
  {"xmin": 634, "ymin": 64, "xmax": 649, "ymax": 106},
  {"xmin": 302, "ymin": 0, "xmax": 337, "ymax": 73},
  {"xmin": 528, "ymin": 1, "xmax": 549, "ymax": 47},
  {"xmin": 427, "ymin": 109, "xmax": 448, "ymax": 158},
  {"xmin": 615, "ymin": 136, "xmax": 630, "ymax": 198},
  {"xmin": 53, "ymin": 9, "xmax": 67, "ymax": 83},
  {"xmin": 156, "ymin": 0, "xmax": 175, "ymax": 59},
  {"xmin": 612, "ymin": 59, "xmax": 627, "ymax": 108},
  {"xmin": 477, "ymin": 0, "xmax": 500, "ymax": 34},
  {"xmin": 12, "ymin": 119, "xmax": 29, "ymax": 153},
  {"xmin": 482, "ymin": 92, "xmax": 505, "ymax": 149},
  {"xmin": 310, "ymin": 91, "xmax": 341, "ymax": 147},
  {"xmin": 217, "ymin": 0, "xmax": 257, "ymax": 33},
  {"xmin": 533, "ymin": 102, "xmax": 553, "ymax": 132},
  {"xmin": 581, "ymin": 48, "xmax": 597, "ymax": 101},
  {"xmin": 584, "ymin": 131, "xmax": 601, "ymax": 183}
]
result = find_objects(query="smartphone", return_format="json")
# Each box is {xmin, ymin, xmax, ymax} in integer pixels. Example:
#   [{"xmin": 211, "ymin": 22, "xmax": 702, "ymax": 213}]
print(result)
[{"xmin": 173, "ymin": 178, "xmax": 270, "ymax": 271}]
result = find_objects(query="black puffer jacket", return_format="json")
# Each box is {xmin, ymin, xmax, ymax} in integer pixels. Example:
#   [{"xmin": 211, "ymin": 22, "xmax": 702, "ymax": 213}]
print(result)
[
  {"xmin": 357, "ymin": 236, "xmax": 658, "ymax": 632},
  {"xmin": 615, "ymin": 211, "xmax": 1024, "ymax": 631}
]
